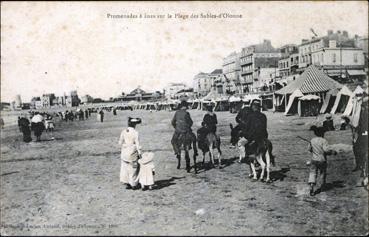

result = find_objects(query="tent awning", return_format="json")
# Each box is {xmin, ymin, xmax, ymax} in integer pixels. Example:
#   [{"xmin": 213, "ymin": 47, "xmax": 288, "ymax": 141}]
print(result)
[
  {"xmin": 275, "ymin": 65, "xmax": 342, "ymax": 95},
  {"xmin": 299, "ymin": 94, "xmax": 320, "ymax": 101},
  {"xmin": 347, "ymin": 70, "xmax": 366, "ymax": 76}
]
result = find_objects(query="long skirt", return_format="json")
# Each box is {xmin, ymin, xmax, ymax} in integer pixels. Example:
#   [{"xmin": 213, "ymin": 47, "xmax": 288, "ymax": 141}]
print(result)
[
  {"xmin": 21, "ymin": 127, "xmax": 32, "ymax": 143},
  {"xmin": 32, "ymin": 122, "xmax": 45, "ymax": 137},
  {"xmin": 120, "ymin": 160, "xmax": 139, "ymax": 187}
]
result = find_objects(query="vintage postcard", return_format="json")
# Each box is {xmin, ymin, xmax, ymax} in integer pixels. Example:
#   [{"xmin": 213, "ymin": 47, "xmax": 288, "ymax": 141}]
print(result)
[{"xmin": 1, "ymin": 1, "xmax": 368, "ymax": 236}]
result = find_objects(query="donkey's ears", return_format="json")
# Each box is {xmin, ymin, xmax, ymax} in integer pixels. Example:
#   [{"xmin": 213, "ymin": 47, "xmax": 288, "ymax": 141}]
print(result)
[{"xmin": 229, "ymin": 123, "xmax": 233, "ymax": 129}]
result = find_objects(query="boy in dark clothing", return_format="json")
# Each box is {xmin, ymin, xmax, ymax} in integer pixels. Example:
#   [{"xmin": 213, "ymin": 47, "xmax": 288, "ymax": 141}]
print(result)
[{"xmin": 323, "ymin": 114, "xmax": 335, "ymax": 131}]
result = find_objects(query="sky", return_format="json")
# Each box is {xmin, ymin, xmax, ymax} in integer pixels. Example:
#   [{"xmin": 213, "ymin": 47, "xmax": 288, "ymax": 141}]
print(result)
[{"xmin": 1, "ymin": 1, "xmax": 368, "ymax": 102}]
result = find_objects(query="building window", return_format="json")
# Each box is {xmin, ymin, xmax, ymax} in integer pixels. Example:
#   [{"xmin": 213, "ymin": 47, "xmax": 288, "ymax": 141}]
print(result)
[
  {"xmin": 332, "ymin": 53, "xmax": 336, "ymax": 63},
  {"xmin": 354, "ymin": 53, "xmax": 358, "ymax": 63}
]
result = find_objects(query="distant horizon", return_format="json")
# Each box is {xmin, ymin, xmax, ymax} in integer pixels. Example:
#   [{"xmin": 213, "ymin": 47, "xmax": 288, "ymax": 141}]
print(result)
[{"xmin": 1, "ymin": 1, "xmax": 368, "ymax": 102}]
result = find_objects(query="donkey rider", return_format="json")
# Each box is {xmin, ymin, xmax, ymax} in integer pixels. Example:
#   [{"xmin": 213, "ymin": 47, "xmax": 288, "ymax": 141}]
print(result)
[
  {"xmin": 236, "ymin": 100, "xmax": 268, "ymax": 164},
  {"xmin": 171, "ymin": 100, "xmax": 198, "ymax": 172}
]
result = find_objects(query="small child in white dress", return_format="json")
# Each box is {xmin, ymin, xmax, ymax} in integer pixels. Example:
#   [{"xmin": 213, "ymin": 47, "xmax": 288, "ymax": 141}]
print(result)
[{"xmin": 138, "ymin": 152, "xmax": 155, "ymax": 191}]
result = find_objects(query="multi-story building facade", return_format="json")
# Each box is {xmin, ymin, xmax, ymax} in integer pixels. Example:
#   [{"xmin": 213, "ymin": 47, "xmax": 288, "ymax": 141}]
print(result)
[
  {"xmin": 208, "ymin": 69, "xmax": 223, "ymax": 94},
  {"xmin": 193, "ymin": 72, "xmax": 213, "ymax": 97},
  {"xmin": 298, "ymin": 30, "xmax": 361, "ymax": 76},
  {"xmin": 311, "ymin": 40, "xmax": 365, "ymax": 81},
  {"xmin": 81, "ymin": 95, "xmax": 94, "ymax": 104},
  {"xmin": 53, "ymin": 95, "xmax": 67, "ymax": 106},
  {"xmin": 42, "ymin": 93, "xmax": 56, "ymax": 108},
  {"xmin": 222, "ymin": 52, "xmax": 241, "ymax": 94},
  {"xmin": 164, "ymin": 83, "xmax": 188, "ymax": 99},
  {"xmin": 240, "ymin": 40, "xmax": 282, "ymax": 92},
  {"xmin": 66, "ymin": 91, "xmax": 80, "ymax": 107},
  {"xmin": 278, "ymin": 44, "xmax": 299, "ymax": 79}
]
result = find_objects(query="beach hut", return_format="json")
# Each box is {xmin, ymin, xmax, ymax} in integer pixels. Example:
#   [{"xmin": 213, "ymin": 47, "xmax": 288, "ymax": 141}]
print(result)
[
  {"xmin": 320, "ymin": 88, "xmax": 340, "ymax": 114},
  {"xmin": 214, "ymin": 97, "xmax": 230, "ymax": 112},
  {"xmin": 229, "ymin": 95, "xmax": 243, "ymax": 113},
  {"xmin": 284, "ymin": 89, "xmax": 304, "ymax": 115},
  {"xmin": 330, "ymin": 86, "xmax": 354, "ymax": 114},
  {"xmin": 298, "ymin": 94, "xmax": 321, "ymax": 117},
  {"xmin": 274, "ymin": 65, "xmax": 342, "ymax": 113}
]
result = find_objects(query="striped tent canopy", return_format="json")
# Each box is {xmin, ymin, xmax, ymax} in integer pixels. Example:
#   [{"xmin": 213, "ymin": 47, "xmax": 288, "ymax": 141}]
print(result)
[{"xmin": 275, "ymin": 65, "xmax": 342, "ymax": 95}]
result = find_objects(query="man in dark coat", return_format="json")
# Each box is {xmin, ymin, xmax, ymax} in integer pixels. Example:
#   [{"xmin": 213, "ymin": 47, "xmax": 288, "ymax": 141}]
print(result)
[
  {"xmin": 202, "ymin": 104, "xmax": 217, "ymax": 134},
  {"xmin": 235, "ymin": 104, "xmax": 252, "ymax": 135},
  {"xmin": 242, "ymin": 100, "xmax": 268, "ymax": 155},
  {"xmin": 171, "ymin": 100, "xmax": 198, "ymax": 172}
]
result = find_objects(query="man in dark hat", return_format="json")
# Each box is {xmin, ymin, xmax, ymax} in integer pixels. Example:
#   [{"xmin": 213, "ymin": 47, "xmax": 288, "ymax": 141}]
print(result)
[
  {"xmin": 323, "ymin": 114, "xmax": 335, "ymax": 131},
  {"xmin": 171, "ymin": 100, "xmax": 198, "ymax": 172},
  {"xmin": 241, "ymin": 99, "xmax": 268, "ymax": 155},
  {"xmin": 202, "ymin": 104, "xmax": 217, "ymax": 135}
]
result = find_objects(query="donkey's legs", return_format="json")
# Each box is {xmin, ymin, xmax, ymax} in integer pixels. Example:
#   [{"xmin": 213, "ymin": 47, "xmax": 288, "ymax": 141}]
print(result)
[
  {"xmin": 217, "ymin": 146, "xmax": 222, "ymax": 168},
  {"xmin": 185, "ymin": 150, "xmax": 191, "ymax": 173},
  {"xmin": 256, "ymin": 154, "xmax": 266, "ymax": 181},
  {"xmin": 265, "ymin": 151, "xmax": 271, "ymax": 182},
  {"xmin": 209, "ymin": 145, "xmax": 215, "ymax": 167},
  {"xmin": 176, "ymin": 153, "xmax": 181, "ymax": 169},
  {"xmin": 250, "ymin": 162, "xmax": 258, "ymax": 180},
  {"xmin": 193, "ymin": 153, "xmax": 198, "ymax": 174}
]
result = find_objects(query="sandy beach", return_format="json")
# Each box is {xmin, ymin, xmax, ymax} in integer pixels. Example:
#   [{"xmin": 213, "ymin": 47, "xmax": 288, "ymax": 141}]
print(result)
[{"xmin": 0, "ymin": 109, "xmax": 367, "ymax": 235}]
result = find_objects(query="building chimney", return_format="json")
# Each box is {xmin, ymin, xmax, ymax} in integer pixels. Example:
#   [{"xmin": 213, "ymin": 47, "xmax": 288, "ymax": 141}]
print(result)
[
  {"xmin": 302, "ymin": 39, "xmax": 308, "ymax": 43},
  {"xmin": 342, "ymin": 31, "xmax": 348, "ymax": 38},
  {"xmin": 337, "ymin": 30, "xmax": 341, "ymax": 34},
  {"xmin": 327, "ymin": 30, "xmax": 333, "ymax": 35}
]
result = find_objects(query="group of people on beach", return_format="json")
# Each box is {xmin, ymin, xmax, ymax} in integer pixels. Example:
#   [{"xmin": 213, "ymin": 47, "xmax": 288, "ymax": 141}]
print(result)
[
  {"xmin": 118, "ymin": 96, "xmax": 368, "ymax": 193},
  {"xmin": 17, "ymin": 111, "xmax": 55, "ymax": 143}
]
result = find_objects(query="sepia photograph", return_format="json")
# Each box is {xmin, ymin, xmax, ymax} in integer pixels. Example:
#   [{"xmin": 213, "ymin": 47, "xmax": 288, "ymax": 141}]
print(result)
[{"xmin": 1, "ymin": 1, "xmax": 368, "ymax": 236}]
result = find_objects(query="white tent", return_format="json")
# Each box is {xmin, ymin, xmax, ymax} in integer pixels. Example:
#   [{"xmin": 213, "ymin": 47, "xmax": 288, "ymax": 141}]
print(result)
[
  {"xmin": 331, "ymin": 86, "xmax": 354, "ymax": 114},
  {"xmin": 320, "ymin": 88, "xmax": 340, "ymax": 114},
  {"xmin": 298, "ymin": 94, "xmax": 321, "ymax": 117},
  {"xmin": 229, "ymin": 95, "xmax": 242, "ymax": 102},
  {"xmin": 353, "ymin": 85, "xmax": 365, "ymax": 95},
  {"xmin": 284, "ymin": 89, "xmax": 303, "ymax": 115}
]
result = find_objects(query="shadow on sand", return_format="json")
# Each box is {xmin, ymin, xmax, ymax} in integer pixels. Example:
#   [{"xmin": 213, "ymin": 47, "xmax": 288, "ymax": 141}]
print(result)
[
  {"xmin": 194, "ymin": 157, "xmax": 238, "ymax": 173},
  {"xmin": 154, "ymin": 176, "xmax": 185, "ymax": 190}
]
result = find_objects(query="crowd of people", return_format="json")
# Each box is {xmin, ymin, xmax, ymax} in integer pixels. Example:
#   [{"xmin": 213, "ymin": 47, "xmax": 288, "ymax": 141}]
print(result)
[
  {"xmin": 15, "ymin": 107, "xmax": 115, "ymax": 143},
  {"xmin": 118, "ymin": 97, "xmax": 368, "ymax": 193}
]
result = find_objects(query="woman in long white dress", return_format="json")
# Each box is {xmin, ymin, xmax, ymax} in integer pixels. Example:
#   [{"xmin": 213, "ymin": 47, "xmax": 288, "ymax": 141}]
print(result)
[{"xmin": 119, "ymin": 117, "xmax": 142, "ymax": 189}]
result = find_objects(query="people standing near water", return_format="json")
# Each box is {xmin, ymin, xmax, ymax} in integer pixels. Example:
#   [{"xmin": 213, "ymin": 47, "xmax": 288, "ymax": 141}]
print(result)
[{"xmin": 119, "ymin": 117, "xmax": 142, "ymax": 190}]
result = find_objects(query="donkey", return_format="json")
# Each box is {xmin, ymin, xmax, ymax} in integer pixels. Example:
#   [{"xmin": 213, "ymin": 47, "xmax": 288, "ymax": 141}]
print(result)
[
  {"xmin": 230, "ymin": 123, "xmax": 275, "ymax": 182},
  {"xmin": 197, "ymin": 123, "xmax": 222, "ymax": 169}
]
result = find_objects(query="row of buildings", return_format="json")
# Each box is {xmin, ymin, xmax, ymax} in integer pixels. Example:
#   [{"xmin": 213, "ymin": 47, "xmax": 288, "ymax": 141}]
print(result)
[
  {"xmin": 29, "ymin": 91, "xmax": 83, "ymax": 109},
  {"xmin": 193, "ymin": 30, "xmax": 368, "ymax": 97}
]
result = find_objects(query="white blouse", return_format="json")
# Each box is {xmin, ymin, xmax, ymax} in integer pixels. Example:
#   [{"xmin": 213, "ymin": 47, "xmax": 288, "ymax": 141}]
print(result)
[{"xmin": 119, "ymin": 127, "xmax": 141, "ymax": 162}]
